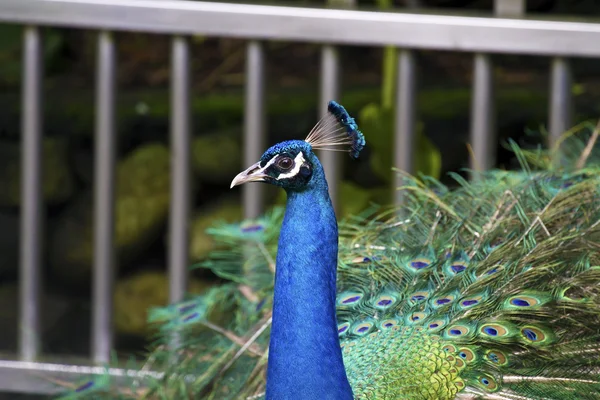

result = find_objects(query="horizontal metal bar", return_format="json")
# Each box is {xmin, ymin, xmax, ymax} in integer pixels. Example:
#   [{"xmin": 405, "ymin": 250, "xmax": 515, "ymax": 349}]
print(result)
[
  {"xmin": 3, "ymin": 0, "xmax": 600, "ymax": 57},
  {"xmin": 0, "ymin": 359, "xmax": 162, "ymax": 395}
]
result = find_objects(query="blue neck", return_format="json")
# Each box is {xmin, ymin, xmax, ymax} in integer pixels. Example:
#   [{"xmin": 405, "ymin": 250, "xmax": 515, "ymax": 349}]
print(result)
[{"xmin": 266, "ymin": 166, "xmax": 353, "ymax": 400}]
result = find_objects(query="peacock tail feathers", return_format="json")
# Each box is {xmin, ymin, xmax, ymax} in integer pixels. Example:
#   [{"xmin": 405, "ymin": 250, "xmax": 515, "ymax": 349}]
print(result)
[{"xmin": 56, "ymin": 132, "xmax": 600, "ymax": 399}]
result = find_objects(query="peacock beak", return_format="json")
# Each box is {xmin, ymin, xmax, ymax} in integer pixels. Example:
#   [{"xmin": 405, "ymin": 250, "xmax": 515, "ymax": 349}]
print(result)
[{"xmin": 230, "ymin": 161, "xmax": 268, "ymax": 188}]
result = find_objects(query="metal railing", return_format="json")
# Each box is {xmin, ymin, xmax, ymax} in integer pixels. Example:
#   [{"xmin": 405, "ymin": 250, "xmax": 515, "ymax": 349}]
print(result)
[{"xmin": 0, "ymin": 0, "xmax": 597, "ymax": 394}]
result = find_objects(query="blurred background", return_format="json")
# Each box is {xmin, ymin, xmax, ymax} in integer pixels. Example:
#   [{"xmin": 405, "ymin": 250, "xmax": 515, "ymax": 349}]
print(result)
[{"xmin": 2, "ymin": 0, "xmax": 600, "ymax": 398}]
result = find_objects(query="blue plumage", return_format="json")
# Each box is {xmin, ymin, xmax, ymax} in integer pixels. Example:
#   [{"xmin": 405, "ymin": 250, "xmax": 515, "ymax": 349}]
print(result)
[{"xmin": 262, "ymin": 140, "xmax": 353, "ymax": 399}]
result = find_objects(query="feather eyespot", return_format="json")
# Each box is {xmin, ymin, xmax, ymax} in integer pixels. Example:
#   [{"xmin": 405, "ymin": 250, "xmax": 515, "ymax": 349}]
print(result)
[
  {"xmin": 75, "ymin": 381, "xmax": 94, "ymax": 392},
  {"xmin": 446, "ymin": 325, "xmax": 470, "ymax": 337},
  {"xmin": 433, "ymin": 294, "xmax": 456, "ymax": 307},
  {"xmin": 182, "ymin": 312, "xmax": 200, "ymax": 323},
  {"xmin": 240, "ymin": 223, "xmax": 265, "ymax": 233},
  {"xmin": 380, "ymin": 319, "xmax": 398, "ymax": 329},
  {"xmin": 427, "ymin": 319, "xmax": 446, "ymax": 331},
  {"xmin": 486, "ymin": 350, "xmax": 508, "ymax": 366},
  {"xmin": 408, "ymin": 257, "xmax": 432, "ymax": 271},
  {"xmin": 353, "ymin": 322, "xmax": 374, "ymax": 335},
  {"xmin": 460, "ymin": 299, "xmax": 478, "ymax": 307},
  {"xmin": 409, "ymin": 291, "xmax": 430, "ymax": 304},
  {"xmin": 177, "ymin": 302, "xmax": 196, "ymax": 314},
  {"xmin": 454, "ymin": 358, "xmax": 465, "ymax": 369},
  {"xmin": 457, "ymin": 347, "xmax": 476, "ymax": 362},
  {"xmin": 338, "ymin": 293, "xmax": 363, "ymax": 305},
  {"xmin": 407, "ymin": 312, "xmax": 427, "ymax": 324},
  {"xmin": 479, "ymin": 323, "xmax": 509, "ymax": 337},
  {"xmin": 477, "ymin": 375, "xmax": 499, "ymax": 392},
  {"xmin": 374, "ymin": 295, "xmax": 396, "ymax": 309},
  {"xmin": 451, "ymin": 263, "xmax": 467, "ymax": 273},
  {"xmin": 520, "ymin": 326, "xmax": 551, "ymax": 344},
  {"xmin": 337, "ymin": 322, "xmax": 350, "ymax": 335},
  {"xmin": 443, "ymin": 344, "xmax": 457, "ymax": 353},
  {"xmin": 507, "ymin": 294, "xmax": 546, "ymax": 308}
]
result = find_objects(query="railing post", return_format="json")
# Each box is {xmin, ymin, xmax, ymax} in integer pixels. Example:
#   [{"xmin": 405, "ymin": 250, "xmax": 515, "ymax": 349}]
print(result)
[
  {"xmin": 168, "ymin": 35, "xmax": 192, "ymax": 305},
  {"xmin": 318, "ymin": 44, "xmax": 341, "ymax": 210},
  {"xmin": 242, "ymin": 41, "xmax": 266, "ymax": 219},
  {"xmin": 19, "ymin": 25, "xmax": 44, "ymax": 363},
  {"xmin": 469, "ymin": 53, "xmax": 495, "ymax": 174},
  {"xmin": 469, "ymin": 0, "xmax": 525, "ymax": 176},
  {"xmin": 317, "ymin": 0, "xmax": 354, "ymax": 212},
  {"xmin": 548, "ymin": 57, "xmax": 572, "ymax": 149},
  {"xmin": 393, "ymin": 49, "xmax": 417, "ymax": 205},
  {"xmin": 91, "ymin": 30, "xmax": 117, "ymax": 364}
]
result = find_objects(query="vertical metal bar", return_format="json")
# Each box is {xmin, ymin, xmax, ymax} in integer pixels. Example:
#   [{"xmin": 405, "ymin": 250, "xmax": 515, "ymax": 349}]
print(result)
[
  {"xmin": 548, "ymin": 57, "xmax": 572, "ymax": 148},
  {"xmin": 393, "ymin": 49, "xmax": 417, "ymax": 205},
  {"xmin": 318, "ymin": 45, "xmax": 340, "ymax": 210},
  {"xmin": 168, "ymin": 36, "xmax": 191, "ymax": 304},
  {"xmin": 91, "ymin": 30, "xmax": 116, "ymax": 364},
  {"xmin": 243, "ymin": 41, "xmax": 266, "ymax": 219},
  {"xmin": 494, "ymin": 0, "xmax": 525, "ymax": 16},
  {"xmin": 468, "ymin": 0, "xmax": 524, "ymax": 176},
  {"xmin": 469, "ymin": 53, "xmax": 495, "ymax": 174},
  {"xmin": 19, "ymin": 25, "xmax": 43, "ymax": 362}
]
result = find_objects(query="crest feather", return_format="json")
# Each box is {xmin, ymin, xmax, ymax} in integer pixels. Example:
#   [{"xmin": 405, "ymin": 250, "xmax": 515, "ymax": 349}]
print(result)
[{"xmin": 305, "ymin": 101, "xmax": 366, "ymax": 159}]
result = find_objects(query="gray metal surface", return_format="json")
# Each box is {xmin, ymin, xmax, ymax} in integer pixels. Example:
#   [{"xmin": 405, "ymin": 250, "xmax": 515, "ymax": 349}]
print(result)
[
  {"xmin": 318, "ymin": 45, "xmax": 341, "ymax": 211},
  {"xmin": 19, "ymin": 26, "xmax": 43, "ymax": 363},
  {"xmin": 494, "ymin": 0, "xmax": 525, "ymax": 17},
  {"xmin": 168, "ymin": 36, "xmax": 191, "ymax": 304},
  {"xmin": 549, "ymin": 57, "xmax": 573, "ymax": 146},
  {"xmin": 3, "ymin": 0, "xmax": 600, "ymax": 57},
  {"xmin": 91, "ymin": 31, "xmax": 117, "ymax": 364},
  {"xmin": 469, "ymin": 53, "xmax": 496, "ymax": 173},
  {"xmin": 0, "ymin": 359, "xmax": 162, "ymax": 395},
  {"xmin": 242, "ymin": 41, "xmax": 266, "ymax": 219},
  {"xmin": 393, "ymin": 49, "xmax": 417, "ymax": 204}
]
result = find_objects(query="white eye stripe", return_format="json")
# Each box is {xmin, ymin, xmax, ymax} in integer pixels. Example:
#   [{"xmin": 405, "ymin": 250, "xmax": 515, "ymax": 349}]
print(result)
[{"xmin": 277, "ymin": 152, "xmax": 305, "ymax": 180}]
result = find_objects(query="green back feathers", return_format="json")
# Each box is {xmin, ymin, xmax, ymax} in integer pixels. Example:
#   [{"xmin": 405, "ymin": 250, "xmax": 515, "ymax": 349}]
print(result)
[{"xmin": 56, "ymin": 135, "xmax": 600, "ymax": 399}]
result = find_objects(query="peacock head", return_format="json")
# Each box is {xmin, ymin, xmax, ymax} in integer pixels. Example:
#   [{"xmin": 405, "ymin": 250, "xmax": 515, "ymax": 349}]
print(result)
[{"xmin": 230, "ymin": 101, "xmax": 365, "ymax": 192}]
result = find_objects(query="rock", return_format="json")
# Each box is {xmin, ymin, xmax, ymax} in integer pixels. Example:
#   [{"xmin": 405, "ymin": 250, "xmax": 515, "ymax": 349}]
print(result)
[
  {"xmin": 0, "ymin": 137, "xmax": 76, "ymax": 207},
  {"xmin": 192, "ymin": 128, "xmax": 243, "ymax": 185},
  {"xmin": 49, "ymin": 143, "xmax": 171, "ymax": 285},
  {"xmin": 113, "ymin": 271, "xmax": 215, "ymax": 336}
]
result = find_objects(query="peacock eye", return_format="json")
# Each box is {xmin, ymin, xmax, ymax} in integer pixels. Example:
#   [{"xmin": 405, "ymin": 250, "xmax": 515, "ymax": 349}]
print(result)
[{"xmin": 277, "ymin": 157, "xmax": 293, "ymax": 171}]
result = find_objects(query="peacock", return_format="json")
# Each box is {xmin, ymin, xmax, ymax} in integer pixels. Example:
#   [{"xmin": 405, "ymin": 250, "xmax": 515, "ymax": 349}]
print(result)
[{"xmin": 58, "ymin": 101, "xmax": 600, "ymax": 400}]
